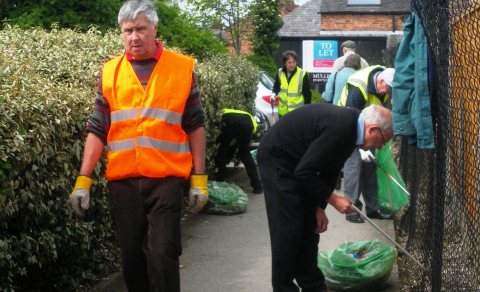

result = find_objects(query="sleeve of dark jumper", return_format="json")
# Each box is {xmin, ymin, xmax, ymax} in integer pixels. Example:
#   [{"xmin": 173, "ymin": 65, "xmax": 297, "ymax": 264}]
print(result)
[
  {"xmin": 272, "ymin": 71, "xmax": 280, "ymax": 95},
  {"xmin": 182, "ymin": 73, "xmax": 206, "ymax": 133},
  {"xmin": 86, "ymin": 77, "xmax": 110, "ymax": 145}
]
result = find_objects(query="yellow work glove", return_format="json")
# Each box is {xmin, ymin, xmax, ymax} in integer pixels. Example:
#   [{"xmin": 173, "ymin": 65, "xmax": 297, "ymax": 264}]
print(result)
[
  {"xmin": 188, "ymin": 174, "xmax": 208, "ymax": 213},
  {"xmin": 67, "ymin": 176, "xmax": 92, "ymax": 217}
]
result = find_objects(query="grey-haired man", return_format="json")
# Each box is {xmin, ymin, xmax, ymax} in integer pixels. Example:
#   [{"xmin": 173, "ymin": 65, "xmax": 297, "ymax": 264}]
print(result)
[{"xmin": 67, "ymin": 0, "xmax": 207, "ymax": 290}]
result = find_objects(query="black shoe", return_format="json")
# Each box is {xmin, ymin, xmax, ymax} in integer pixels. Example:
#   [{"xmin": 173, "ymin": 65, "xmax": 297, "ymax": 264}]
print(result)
[
  {"xmin": 346, "ymin": 213, "xmax": 364, "ymax": 223},
  {"xmin": 367, "ymin": 211, "xmax": 393, "ymax": 219}
]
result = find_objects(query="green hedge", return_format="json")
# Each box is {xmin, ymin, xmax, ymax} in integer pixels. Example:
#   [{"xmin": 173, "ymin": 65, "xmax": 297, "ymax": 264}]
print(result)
[
  {"xmin": 0, "ymin": 25, "xmax": 123, "ymax": 291},
  {"xmin": 0, "ymin": 25, "xmax": 257, "ymax": 291},
  {"xmin": 0, "ymin": 28, "xmax": 122, "ymax": 291},
  {"xmin": 196, "ymin": 54, "xmax": 258, "ymax": 173}
]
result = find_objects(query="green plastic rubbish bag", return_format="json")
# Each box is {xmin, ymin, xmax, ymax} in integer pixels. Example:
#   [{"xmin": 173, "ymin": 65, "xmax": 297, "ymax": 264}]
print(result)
[
  {"xmin": 202, "ymin": 181, "xmax": 248, "ymax": 215},
  {"xmin": 318, "ymin": 240, "xmax": 397, "ymax": 291},
  {"xmin": 375, "ymin": 141, "xmax": 409, "ymax": 213}
]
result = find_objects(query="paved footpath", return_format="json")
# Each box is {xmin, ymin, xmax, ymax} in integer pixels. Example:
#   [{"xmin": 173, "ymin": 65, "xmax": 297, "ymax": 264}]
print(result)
[{"xmin": 93, "ymin": 166, "xmax": 400, "ymax": 292}]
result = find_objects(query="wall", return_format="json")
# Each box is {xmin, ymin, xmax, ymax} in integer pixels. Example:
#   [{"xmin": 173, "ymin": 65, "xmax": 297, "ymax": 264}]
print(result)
[{"xmin": 321, "ymin": 14, "xmax": 406, "ymax": 32}]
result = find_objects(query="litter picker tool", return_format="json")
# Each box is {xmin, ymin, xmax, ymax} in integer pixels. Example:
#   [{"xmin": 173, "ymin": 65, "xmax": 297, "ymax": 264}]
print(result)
[
  {"xmin": 351, "ymin": 204, "xmax": 427, "ymax": 272},
  {"xmin": 270, "ymin": 96, "xmax": 276, "ymax": 123},
  {"xmin": 368, "ymin": 154, "xmax": 410, "ymax": 197},
  {"xmin": 354, "ymin": 154, "xmax": 423, "ymax": 271}
]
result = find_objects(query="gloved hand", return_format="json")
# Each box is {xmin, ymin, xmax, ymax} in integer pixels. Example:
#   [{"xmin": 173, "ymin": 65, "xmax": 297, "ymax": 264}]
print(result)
[
  {"xmin": 188, "ymin": 174, "xmax": 208, "ymax": 213},
  {"xmin": 270, "ymin": 93, "xmax": 277, "ymax": 104},
  {"xmin": 359, "ymin": 149, "xmax": 374, "ymax": 163},
  {"xmin": 67, "ymin": 176, "xmax": 92, "ymax": 217}
]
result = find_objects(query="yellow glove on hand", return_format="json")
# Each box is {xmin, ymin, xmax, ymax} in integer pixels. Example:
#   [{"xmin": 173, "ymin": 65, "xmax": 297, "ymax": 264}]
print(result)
[
  {"xmin": 67, "ymin": 176, "xmax": 92, "ymax": 217},
  {"xmin": 188, "ymin": 174, "xmax": 208, "ymax": 213}
]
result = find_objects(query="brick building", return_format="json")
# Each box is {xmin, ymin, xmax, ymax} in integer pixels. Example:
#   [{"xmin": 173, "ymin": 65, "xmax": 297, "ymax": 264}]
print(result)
[{"xmin": 275, "ymin": 0, "xmax": 410, "ymax": 92}]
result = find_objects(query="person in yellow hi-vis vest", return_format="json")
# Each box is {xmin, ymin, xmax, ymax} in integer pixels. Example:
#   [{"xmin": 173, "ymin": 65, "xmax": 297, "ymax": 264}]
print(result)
[
  {"xmin": 66, "ymin": 1, "xmax": 207, "ymax": 291},
  {"xmin": 337, "ymin": 65, "xmax": 395, "ymax": 224},
  {"xmin": 272, "ymin": 50, "xmax": 311, "ymax": 117},
  {"xmin": 214, "ymin": 109, "xmax": 263, "ymax": 194}
]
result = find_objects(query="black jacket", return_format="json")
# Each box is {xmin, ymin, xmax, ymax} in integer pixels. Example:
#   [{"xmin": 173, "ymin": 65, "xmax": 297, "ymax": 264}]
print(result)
[{"xmin": 257, "ymin": 103, "xmax": 360, "ymax": 207}]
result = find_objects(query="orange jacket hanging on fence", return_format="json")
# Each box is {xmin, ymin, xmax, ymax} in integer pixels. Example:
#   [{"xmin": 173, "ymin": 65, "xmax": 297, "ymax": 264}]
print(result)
[{"xmin": 102, "ymin": 50, "xmax": 194, "ymax": 180}]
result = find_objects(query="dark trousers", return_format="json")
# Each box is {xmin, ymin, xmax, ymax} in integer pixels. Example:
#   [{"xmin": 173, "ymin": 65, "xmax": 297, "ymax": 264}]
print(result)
[
  {"xmin": 214, "ymin": 113, "xmax": 262, "ymax": 190},
  {"xmin": 259, "ymin": 163, "xmax": 327, "ymax": 292},
  {"xmin": 107, "ymin": 177, "xmax": 185, "ymax": 292}
]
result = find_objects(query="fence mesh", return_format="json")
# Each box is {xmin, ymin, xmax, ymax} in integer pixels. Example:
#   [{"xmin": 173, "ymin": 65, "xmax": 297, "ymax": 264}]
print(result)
[{"xmin": 396, "ymin": 1, "xmax": 480, "ymax": 290}]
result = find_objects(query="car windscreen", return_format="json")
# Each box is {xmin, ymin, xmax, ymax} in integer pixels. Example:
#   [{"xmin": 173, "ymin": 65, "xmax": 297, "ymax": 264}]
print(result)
[{"xmin": 259, "ymin": 72, "xmax": 274, "ymax": 90}]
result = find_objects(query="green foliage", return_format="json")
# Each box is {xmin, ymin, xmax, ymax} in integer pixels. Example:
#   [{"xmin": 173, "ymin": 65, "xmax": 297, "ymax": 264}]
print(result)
[
  {"xmin": 0, "ymin": 25, "xmax": 124, "ymax": 291},
  {"xmin": 189, "ymin": 0, "xmax": 253, "ymax": 55},
  {"xmin": 156, "ymin": 2, "xmax": 227, "ymax": 61},
  {"xmin": 196, "ymin": 54, "xmax": 258, "ymax": 172},
  {"xmin": 311, "ymin": 89, "xmax": 323, "ymax": 104},
  {"xmin": 1, "ymin": 0, "xmax": 123, "ymax": 32},
  {"xmin": 248, "ymin": 0, "xmax": 283, "ymax": 87},
  {"xmin": 251, "ymin": 0, "xmax": 283, "ymax": 56},
  {"xmin": 0, "ymin": 1, "xmax": 227, "ymax": 61},
  {"xmin": 246, "ymin": 54, "xmax": 278, "ymax": 79}
]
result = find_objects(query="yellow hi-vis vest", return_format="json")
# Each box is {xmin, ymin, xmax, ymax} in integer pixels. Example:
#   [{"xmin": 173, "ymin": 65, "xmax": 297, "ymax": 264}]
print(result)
[
  {"xmin": 222, "ymin": 109, "xmax": 258, "ymax": 134},
  {"xmin": 337, "ymin": 65, "xmax": 390, "ymax": 107},
  {"xmin": 278, "ymin": 66, "xmax": 306, "ymax": 116},
  {"xmin": 102, "ymin": 50, "xmax": 194, "ymax": 180}
]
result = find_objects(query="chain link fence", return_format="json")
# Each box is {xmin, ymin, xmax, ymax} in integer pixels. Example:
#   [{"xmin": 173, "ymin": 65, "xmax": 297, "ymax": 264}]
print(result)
[{"xmin": 396, "ymin": 1, "xmax": 480, "ymax": 290}]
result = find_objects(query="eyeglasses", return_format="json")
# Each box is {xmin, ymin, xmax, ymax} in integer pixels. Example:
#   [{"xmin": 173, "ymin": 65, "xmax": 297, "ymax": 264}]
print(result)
[{"xmin": 376, "ymin": 128, "xmax": 386, "ymax": 147}]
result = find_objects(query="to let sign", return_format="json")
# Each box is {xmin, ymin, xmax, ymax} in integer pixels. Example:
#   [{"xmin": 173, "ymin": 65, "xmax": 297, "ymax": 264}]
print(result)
[{"xmin": 313, "ymin": 41, "xmax": 338, "ymax": 67}]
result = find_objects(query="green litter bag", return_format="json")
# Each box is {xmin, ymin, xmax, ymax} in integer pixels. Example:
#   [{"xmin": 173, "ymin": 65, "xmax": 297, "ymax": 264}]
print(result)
[
  {"xmin": 202, "ymin": 181, "xmax": 248, "ymax": 215},
  {"xmin": 318, "ymin": 240, "xmax": 397, "ymax": 291},
  {"xmin": 375, "ymin": 141, "xmax": 409, "ymax": 213}
]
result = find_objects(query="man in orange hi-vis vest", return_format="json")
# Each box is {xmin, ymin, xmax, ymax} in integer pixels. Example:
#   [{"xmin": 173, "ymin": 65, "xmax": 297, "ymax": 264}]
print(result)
[{"xmin": 66, "ymin": 1, "xmax": 207, "ymax": 291}]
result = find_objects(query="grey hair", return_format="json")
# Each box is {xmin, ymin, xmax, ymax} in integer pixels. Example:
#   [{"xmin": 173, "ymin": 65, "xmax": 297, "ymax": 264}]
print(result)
[
  {"xmin": 118, "ymin": 0, "xmax": 159, "ymax": 26},
  {"xmin": 362, "ymin": 104, "xmax": 392, "ymax": 134},
  {"xmin": 343, "ymin": 53, "xmax": 361, "ymax": 70}
]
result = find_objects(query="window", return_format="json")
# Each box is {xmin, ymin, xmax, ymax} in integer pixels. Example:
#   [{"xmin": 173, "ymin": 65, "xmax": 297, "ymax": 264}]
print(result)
[
  {"xmin": 348, "ymin": 0, "xmax": 381, "ymax": 5},
  {"xmin": 259, "ymin": 72, "xmax": 274, "ymax": 90}
]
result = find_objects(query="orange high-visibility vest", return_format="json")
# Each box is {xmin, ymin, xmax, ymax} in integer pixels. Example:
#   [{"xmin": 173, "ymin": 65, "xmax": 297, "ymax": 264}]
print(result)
[{"xmin": 102, "ymin": 50, "xmax": 194, "ymax": 180}]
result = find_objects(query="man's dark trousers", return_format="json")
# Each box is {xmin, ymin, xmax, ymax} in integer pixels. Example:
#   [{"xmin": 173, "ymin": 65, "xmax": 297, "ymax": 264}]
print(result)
[
  {"xmin": 107, "ymin": 177, "xmax": 184, "ymax": 292},
  {"xmin": 259, "ymin": 163, "xmax": 328, "ymax": 292}
]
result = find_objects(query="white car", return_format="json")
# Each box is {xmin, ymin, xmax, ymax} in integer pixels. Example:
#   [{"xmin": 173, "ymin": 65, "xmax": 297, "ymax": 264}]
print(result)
[{"xmin": 252, "ymin": 71, "xmax": 279, "ymax": 145}]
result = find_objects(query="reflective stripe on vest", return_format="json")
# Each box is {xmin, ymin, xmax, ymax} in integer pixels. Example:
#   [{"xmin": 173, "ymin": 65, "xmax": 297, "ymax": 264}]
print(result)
[
  {"xmin": 107, "ymin": 137, "xmax": 190, "ymax": 153},
  {"xmin": 102, "ymin": 50, "xmax": 194, "ymax": 180},
  {"xmin": 338, "ymin": 65, "xmax": 387, "ymax": 107},
  {"xmin": 222, "ymin": 108, "xmax": 258, "ymax": 134},
  {"xmin": 111, "ymin": 107, "xmax": 182, "ymax": 125},
  {"xmin": 278, "ymin": 67, "xmax": 306, "ymax": 116}
]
